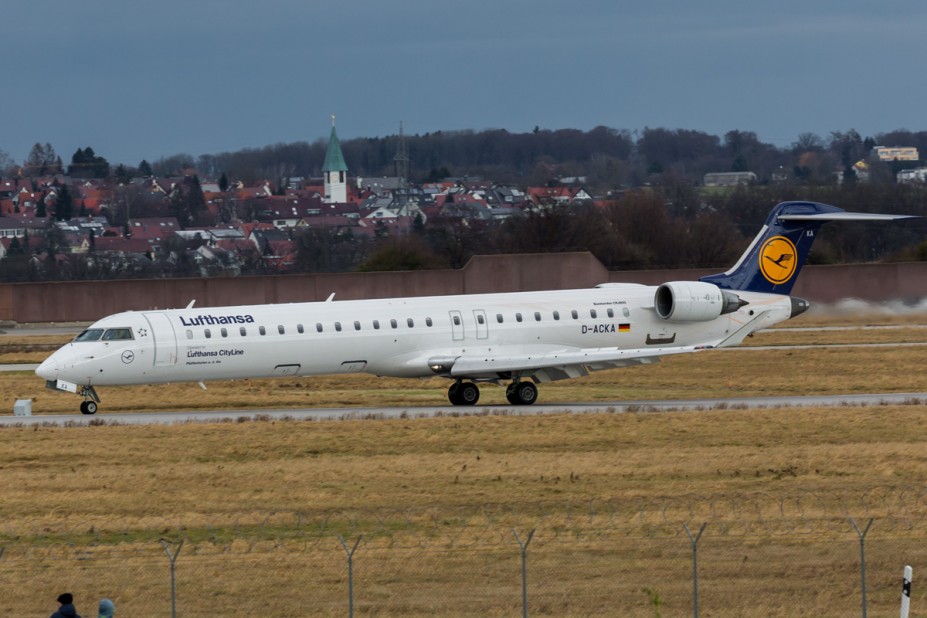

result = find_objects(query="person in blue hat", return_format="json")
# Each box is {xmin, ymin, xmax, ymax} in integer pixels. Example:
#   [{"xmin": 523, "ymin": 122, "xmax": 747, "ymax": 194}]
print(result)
[{"xmin": 97, "ymin": 598, "xmax": 115, "ymax": 618}]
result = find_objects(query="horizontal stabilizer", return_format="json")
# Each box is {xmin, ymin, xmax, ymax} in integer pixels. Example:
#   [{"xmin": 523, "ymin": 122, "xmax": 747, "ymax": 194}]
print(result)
[{"xmin": 778, "ymin": 212, "xmax": 918, "ymax": 222}]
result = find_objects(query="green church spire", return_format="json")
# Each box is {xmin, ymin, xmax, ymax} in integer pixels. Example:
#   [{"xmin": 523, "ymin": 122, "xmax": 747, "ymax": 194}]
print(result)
[{"xmin": 322, "ymin": 117, "xmax": 348, "ymax": 173}]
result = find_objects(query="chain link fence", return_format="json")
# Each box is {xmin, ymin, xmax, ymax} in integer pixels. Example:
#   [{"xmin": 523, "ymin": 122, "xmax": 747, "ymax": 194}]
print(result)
[{"xmin": 2, "ymin": 492, "xmax": 924, "ymax": 616}]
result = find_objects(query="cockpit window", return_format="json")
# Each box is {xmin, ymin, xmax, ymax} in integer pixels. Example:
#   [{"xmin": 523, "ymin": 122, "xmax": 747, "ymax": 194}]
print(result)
[
  {"xmin": 74, "ymin": 329, "xmax": 104, "ymax": 342},
  {"xmin": 101, "ymin": 328, "xmax": 134, "ymax": 341}
]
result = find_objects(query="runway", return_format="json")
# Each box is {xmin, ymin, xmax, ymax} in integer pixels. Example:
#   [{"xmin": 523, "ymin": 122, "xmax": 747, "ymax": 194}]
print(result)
[{"xmin": 1, "ymin": 392, "xmax": 924, "ymax": 427}]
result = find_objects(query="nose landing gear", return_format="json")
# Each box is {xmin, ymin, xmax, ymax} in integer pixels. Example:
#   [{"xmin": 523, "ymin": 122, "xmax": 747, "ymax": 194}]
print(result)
[{"xmin": 79, "ymin": 385, "xmax": 101, "ymax": 415}]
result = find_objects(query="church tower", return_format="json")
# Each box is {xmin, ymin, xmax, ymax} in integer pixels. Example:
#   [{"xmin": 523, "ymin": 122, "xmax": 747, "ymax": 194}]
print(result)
[{"xmin": 322, "ymin": 116, "xmax": 348, "ymax": 204}]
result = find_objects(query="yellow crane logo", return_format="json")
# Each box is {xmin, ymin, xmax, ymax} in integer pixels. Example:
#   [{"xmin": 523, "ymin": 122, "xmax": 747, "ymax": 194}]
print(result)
[{"xmin": 759, "ymin": 236, "xmax": 798, "ymax": 284}]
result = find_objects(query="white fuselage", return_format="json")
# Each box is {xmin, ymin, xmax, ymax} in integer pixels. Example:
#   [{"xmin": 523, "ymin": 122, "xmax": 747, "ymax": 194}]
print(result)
[{"xmin": 36, "ymin": 284, "xmax": 792, "ymax": 388}]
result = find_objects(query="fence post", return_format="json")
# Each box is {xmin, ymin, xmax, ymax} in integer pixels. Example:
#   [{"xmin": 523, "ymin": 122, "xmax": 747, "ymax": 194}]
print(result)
[
  {"xmin": 683, "ymin": 523, "xmax": 707, "ymax": 618},
  {"xmin": 160, "ymin": 538, "xmax": 184, "ymax": 618},
  {"xmin": 901, "ymin": 565, "xmax": 913, "ymax": 618},
  {"xmin": 512, "ymin": 528, "xmax": 535, "ymax": 618},
  {"xmin": 848, "ymin": 517, "xmax": 873, "ymax": 618},
  {"xmin": 339, "ymin": 534, "xmax": 363, "ymax": 618}
]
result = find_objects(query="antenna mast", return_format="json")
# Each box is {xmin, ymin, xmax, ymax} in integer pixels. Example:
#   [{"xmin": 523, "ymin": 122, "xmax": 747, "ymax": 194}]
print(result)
[{"xmin": 393, "ymin": 121, "xmax": 409, "ymax": 207}]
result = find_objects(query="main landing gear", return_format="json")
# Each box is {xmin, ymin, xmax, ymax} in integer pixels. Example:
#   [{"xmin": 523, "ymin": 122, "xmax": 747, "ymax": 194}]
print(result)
[
  {"xmin": 506, "ymin": 381, "xmax": 538, "ymax": 406},
  {"xmin": 448, "ymin": 381, "xmax": 480, "ymax": 406},
  {"xmin": 446, "ymin": 380, "xmax": 539, "ymax": 406}
]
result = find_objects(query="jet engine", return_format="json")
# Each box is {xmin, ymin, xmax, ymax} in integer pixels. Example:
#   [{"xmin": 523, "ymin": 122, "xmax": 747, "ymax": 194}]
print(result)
[{"xmin": 654, "ymin": 281, "xmax": 747, "ymax": 322}]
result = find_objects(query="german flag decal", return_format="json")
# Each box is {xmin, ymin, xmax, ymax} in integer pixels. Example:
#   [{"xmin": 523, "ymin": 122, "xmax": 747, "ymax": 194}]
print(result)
[{"xmin": 618, "ymin": 323, "xmax": 631, "ymax": 332}]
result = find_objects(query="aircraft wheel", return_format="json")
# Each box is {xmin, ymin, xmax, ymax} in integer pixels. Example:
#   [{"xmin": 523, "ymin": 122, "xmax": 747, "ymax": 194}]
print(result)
[
  {"xmin": 458, "ymin": 382, "xmax": 479, "ymax": 406},
  {"xmin": 505, "ymin": 383, "xmax": 518, "ymax": 404},
  {"xmin": 80, "ymin": 401, "xmax": 98, "ymax": 415},
  {"xmin": 507, "ymin": 381, "xmax": 538, "ymax": 405},
  {"xmin": 448, "ymin": 382, "xmax": 479, "ymax": 406},
  {"xmin": 447, "ymin": 383, "xmax": 462, "ymax": 405}
]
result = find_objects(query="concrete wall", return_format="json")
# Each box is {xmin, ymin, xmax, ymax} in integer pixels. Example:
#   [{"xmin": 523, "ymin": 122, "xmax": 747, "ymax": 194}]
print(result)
[{"xmin": 2, "ymin": 253, "xmax": 925, "ymax": 324}]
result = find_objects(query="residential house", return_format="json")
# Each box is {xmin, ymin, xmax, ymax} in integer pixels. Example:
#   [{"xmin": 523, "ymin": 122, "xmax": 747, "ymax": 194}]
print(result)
[
  {"xmin": 253, "ymin": 195, "xmax": 324, "ymax": 228},
  {"xmin": 703, "ymin": 172, "xmax": 757, "ymax": 187},
  {"xmin": 0, "ymin": 216, "xmax": 26, "ymax": 239},
  {"xmin": 93, "ymin": 236, "xmax": 155, "ymax": 259},
  {"xmin": 128, "ymin": 217, "xmax": 181, "ymax": 248},
  {"xmin": 897, "ymin": 168, "xmax": 927, "ymax": 184}
]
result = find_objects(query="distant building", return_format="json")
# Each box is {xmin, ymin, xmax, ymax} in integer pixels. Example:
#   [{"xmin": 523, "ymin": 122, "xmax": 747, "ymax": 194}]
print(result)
[
  {"xmin": 703, "ymin": 172, "xmax": 757, "ymax": 187},
  {"xmin": 897, "ymin": 167, "xmax": 927, "ymax": 184},
  {"xmin": 0, "ymin": 216, "xmax": 26, "ymax": 239},
  {"xmin": 322, "ymin": 120, "xmax": 348, "ymax": 204},
  {"xmin": 872, "ymin": 146, "xmax": 919, "ymax": 162}
]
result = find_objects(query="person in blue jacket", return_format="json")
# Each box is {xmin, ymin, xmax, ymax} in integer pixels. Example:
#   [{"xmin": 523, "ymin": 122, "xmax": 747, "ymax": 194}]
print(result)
[{"xmin": 50, "ymin": 592, "xmax": 81, "ymax": 618}]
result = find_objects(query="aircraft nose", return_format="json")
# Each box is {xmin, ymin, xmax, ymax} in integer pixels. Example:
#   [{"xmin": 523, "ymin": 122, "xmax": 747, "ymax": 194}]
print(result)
[{"xmin": 35, "ymin": 356, "xmax": 59, "ymax": 381}]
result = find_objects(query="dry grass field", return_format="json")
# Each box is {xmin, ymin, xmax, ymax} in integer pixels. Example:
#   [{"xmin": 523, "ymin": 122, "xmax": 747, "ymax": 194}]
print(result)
[{"xmin": 1, "ymin": 312, "xmax": 927, "ymax": 615}]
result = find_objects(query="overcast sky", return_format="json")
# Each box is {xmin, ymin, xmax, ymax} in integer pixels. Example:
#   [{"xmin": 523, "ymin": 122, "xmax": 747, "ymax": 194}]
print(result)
[{"xmin": 3, "ymin": 0, "xmax": 926, "ymax": 167}]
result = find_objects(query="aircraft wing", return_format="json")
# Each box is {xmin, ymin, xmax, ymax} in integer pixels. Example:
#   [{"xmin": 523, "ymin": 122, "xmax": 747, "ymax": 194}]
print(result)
[{"xmin": 447, "ymin": 345, "xmax": 704, "ymax": 383}]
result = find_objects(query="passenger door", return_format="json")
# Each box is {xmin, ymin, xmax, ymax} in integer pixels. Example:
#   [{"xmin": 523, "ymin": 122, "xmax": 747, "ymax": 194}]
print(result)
[{"xmin": 144, "ymin": 312, "xmax": 178, "ymax": 366}]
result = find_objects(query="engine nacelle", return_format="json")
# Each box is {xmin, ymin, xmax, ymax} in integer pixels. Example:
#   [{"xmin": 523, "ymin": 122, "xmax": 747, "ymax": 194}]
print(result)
[{"xmin": 654, "ymin": 281, "xmax": 746, "ymax": 322}]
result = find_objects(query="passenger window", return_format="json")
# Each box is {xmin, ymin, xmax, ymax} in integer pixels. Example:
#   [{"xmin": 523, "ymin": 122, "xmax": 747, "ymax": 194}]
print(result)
[
  {"xmin": 571, "ymin": 310, "xmax": 578, "ymax": 319},
  {"xmin": 205, "ymin": 329, "xmax": 212, "ymax": 339},
  {"xmin": 623, "ymin": 307, "xmax": 630, "ymax": 317},
  {"xmin": 590, "ymin": 309, "xmax": 597, "ymax": 318},
  {"xmin": 240, "ymin": 327, "xmax": 247, "ymax": 336},
  {"xmin": 553, "ymin": 311, "xmax": 560, "ymax": 320},
  {"xmin": 354, "ymin": 321, "xmax": 361, "ymax": 331},
  {"xmin": 297, "ymin": 324, "xmax": 304, "ymax": 334},
  {"xmin": 534, "ymin": 312, "xmax": 541, "ymax": 322},
  {"xmin": 452, "ymin": 316, "xmax": 460, "ymax": 326},
  {"xmin": 496, "ymin": 313, "xmax": 503, "ymax": 323},
  {"xmin": 516, "ymin": 313, "xmax": 523, "ymax": 322},
  {"xmin": 426, "ymin": 317, "xmax": 433, "ymax": 327},
  {"xmin": 316, "ymin": 323, "xmax": 323, "ymax": 333},
  {"xmin": 278, "ymin": 325, "xmax": 285, "ymax": 335},
  {"xmin": 391, "ymin": 319, "xmax": 398, "ymax": 329},
  {"xmin": 186, "ymin": 330, "xmax": 193, "ymax": 340},
  {"xmin": 335, "ymin": 322, "xmax": 342, "ymax": 332},
  {"xmin": 373, "ymin": 320, "xmax": 380, "ymax": 330},
  {"xmin": 476, "ymin": 314, "xmax": 484, "ymax": 325},
  {"xmin": 607, "ymin": 308, "xmax": 614, "ymax": 318},
  {"xmin": 259, "ymin": 326, "xmax": 266, "ymax": 336},
  {"xmin": 221, "ymin": 328, "xmax": 228, "ymax": 338}
]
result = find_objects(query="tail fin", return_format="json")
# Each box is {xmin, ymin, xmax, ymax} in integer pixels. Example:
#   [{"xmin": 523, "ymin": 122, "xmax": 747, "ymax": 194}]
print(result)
[{"xmin": 700, "ymin": 201, "xmax": 914, "ymax": 295}]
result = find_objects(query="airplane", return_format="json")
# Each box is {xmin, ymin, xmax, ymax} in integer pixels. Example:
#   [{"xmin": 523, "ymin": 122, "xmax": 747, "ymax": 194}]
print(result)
[{"xmin": 35, "ymin": 201, "xmax": 916, "ymax": 414}]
